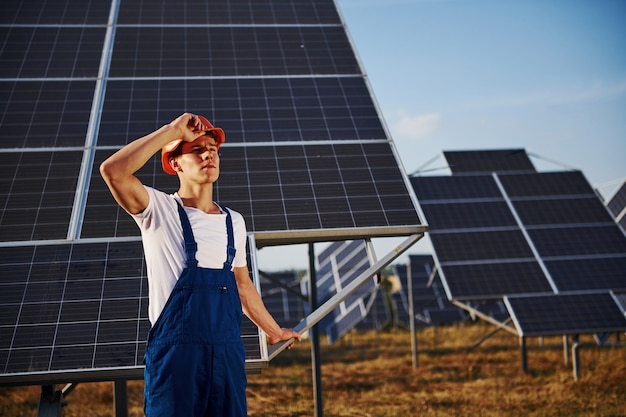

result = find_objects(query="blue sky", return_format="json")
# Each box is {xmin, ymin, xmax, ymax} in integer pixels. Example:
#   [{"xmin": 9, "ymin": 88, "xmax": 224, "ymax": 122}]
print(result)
[
  {"xmin": 337, "ymin": 0, "xmax": 626, "ymax": 195},
  {"xmin": 258, "ymin": 0, "xmax": 626, "ymax": 271}
]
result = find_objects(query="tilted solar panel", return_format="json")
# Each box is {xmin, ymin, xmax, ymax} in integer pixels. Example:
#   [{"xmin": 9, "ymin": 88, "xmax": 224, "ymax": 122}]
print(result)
[
  {"xmin": 443, "ymin": 149, "xmax": 536, "ymax": 174},
  {"xmin": 605, "ymin": 180, "xmax": 626, "ymax": 231},
  {"xmin": 412, "ymin": 162, "xmax": 626, "ymax": 301},
  {"xmin": 303, "ymin": 240, "xmax": 377, "ymax": 344},
  {"xmin": 411, "ymin": 149, "xmax": 626, "ymax": 337},
  {"xmin": 0, "ymin": 0, "xmax": 423, "ymax": 387},
  {"xmin": 606, "ymin": 180, "xmax": 626, "ymax": 217},
  {"xmin": 505, "ymin": 292, "xmax": 626, "ymax": 337}
]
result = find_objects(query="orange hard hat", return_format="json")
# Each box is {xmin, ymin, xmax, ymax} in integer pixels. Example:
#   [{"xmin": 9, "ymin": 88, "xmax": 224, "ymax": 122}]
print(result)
[{"xmin": 161, "ymin": 115, "xmax": 225, "ymax": 175}]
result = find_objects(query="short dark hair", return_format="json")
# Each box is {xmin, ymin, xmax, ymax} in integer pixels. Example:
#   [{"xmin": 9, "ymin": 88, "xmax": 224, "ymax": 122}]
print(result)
[{"xmin": 170, "ymin": 132, "xmax": 216, "ymax": 160}]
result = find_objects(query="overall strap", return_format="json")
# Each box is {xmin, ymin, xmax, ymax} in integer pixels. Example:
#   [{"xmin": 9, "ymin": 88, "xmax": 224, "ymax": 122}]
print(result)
[
  {"xmin": 176, "ymin": 202, "xmax": 198, "ymax": 268},
  {"xmin": 216, "ymin": 203, "xmax": 236, "ymax": 270}
]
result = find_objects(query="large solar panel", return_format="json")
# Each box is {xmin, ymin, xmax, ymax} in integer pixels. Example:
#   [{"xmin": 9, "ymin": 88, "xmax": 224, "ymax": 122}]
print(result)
[
  {"xmin": 411, "ymin": 149, "xmax": 626, "ymax": 337},
  {"xmin": 0, "ymin": 0, "xmax": 424, "ymax": 387}
]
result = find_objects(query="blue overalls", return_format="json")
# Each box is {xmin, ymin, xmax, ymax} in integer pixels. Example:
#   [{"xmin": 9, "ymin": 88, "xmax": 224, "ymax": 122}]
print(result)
[{"xmin": 144, "ymin": 202, "xmax": 247, "ymax": 417}]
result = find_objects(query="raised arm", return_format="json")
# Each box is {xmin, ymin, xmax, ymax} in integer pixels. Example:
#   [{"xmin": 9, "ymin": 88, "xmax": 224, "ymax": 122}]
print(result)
[
  {"xmin": 234, "ymin": 266, "xmax": 301, "ymax": 346},
  {"xmin": 100, "ymin": 113, "xmax": 208, "ymax": 214}
]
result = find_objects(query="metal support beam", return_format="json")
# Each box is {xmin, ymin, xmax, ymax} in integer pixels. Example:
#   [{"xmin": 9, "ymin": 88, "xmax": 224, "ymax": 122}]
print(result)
[
  {"xmin": 451, "ymin": 300, "xmax": 517, "ymax": 336},
  {"xmin": 36, "ymin": 385, "xmax": 63, "ymax": 417},
  {"xmin": 308, "ymin": 243, "xmax": 323, "ymax": 417},
  {"xmin": 467, "ymin": 318, "xmax": 513, "ymax": 351},
  {"xmin": 268, "ymin": 233, "xmax": 423, "ymax": 360},
  {"xmin": 114, "ymin": 380, "xmax": 128, "ymax": 417},
  {"xmin": 520, "ymin": 336, "xmax": 528, "ymax": 374},
  {"xmin": 258, "ymin": 269, "xmax": 308, "ymax": 301},
  {"xmin": 407, "ymin": 260, "xmax": 418, "ymax": 368},
  {"xmin": 572, "ymin": 335, "xmax": 581, "ymax": 381}
]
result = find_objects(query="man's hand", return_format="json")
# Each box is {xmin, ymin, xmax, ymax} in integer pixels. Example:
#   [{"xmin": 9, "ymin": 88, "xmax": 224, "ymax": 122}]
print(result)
[
  {"xmin": 269, "ymin": 328, "xmax": 302, "ymax": 349},
  {"xmin": 169, "ymin": 113, "xmax": 211, "ymax": 143}
]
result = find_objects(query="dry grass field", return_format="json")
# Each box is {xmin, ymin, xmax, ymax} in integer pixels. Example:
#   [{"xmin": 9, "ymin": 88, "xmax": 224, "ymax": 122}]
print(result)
[{"xmin": 1, "ymin": 322, "xmax": 625, "ymax": 416}]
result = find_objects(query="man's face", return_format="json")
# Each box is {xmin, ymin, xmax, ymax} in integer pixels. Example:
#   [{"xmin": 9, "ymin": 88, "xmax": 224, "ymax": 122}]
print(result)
[{"xmin": 173, "ymin": 136, "xmax": 220, "ymax": 183}]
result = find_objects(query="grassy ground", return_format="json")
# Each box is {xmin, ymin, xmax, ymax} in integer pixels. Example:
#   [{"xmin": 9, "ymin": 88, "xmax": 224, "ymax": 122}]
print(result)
[{"xmin": 1, "ymin": 323, "xmax": 625, "ymax": 416}]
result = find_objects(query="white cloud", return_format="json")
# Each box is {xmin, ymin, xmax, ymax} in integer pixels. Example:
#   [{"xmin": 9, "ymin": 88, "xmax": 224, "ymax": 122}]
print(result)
[
  {"xmin": 388, "ymin": 111, "xmax": 442, "ymax": 141},
  {"xmin": 481, "ymin": 78, "xmax": 626, "ymax": 108}
]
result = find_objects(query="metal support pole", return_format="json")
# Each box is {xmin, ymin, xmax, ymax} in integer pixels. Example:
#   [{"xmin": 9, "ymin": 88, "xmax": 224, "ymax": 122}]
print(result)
[
  {"xmin": 36, "ymin": 385, "xmax": 63, "ymax": 417},
  {"xmin": 520, "ymin": 336, "xmax": 528, "ymax": 373},
  {"xmin": 563, "ymin": 335, "xmax": 569, "ymax": 365},
  {"xmin": 407, "ymin": 260, "xmax": 418, "ymax": 368},
  {"xmin": 268, "ymin": 233, "xmax": 423, "ymax": 359},
  {"xmin": 572, "ymin": 335, "xmax": 581, "ymax": 381},
  {"xmin": 308, "ymin": 243, "xmax": 323, "ymax": 417},
  {"xmin": 113, "ymin": 380, "xmax": 128, "ymax": 417},
  {"xmin": 468, "ymin": 318, "xmax": 512, "ymax": 351}
]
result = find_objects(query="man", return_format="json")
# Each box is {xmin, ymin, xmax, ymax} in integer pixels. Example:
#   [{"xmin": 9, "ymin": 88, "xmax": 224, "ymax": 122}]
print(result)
[{"xmin": 100, "ymin": 112, "xmax": 300, "ymax": 416}]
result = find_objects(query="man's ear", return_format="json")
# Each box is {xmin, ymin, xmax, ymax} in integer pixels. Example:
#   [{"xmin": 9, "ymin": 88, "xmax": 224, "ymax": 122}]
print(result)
[{"xmin": 169, "ymin": 157, "xmax": 181, "ymax": 173}]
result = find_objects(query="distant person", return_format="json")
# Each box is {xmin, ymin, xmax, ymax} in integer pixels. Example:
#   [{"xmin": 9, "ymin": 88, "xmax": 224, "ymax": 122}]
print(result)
[{"xmin": 100, "ymin": 113, "xmax": 300, "ymax": 416}]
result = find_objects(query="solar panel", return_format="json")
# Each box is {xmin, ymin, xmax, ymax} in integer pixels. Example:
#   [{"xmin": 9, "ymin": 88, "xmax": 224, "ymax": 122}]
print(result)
[
  {"xmin": 504, "ymin": 292, "xmax": 626, "ymax": 337},
  {"xmin": 259, "ymin": 270, "xmax": 306, "ymax": 330},
  {"xmin": 0, "ymin": 81, "xmax": 96, "ymax": 149},
  {"xmin": 606, "ymin": 180, "xmax": 626, "ymax": 217},
  {"xmin": 395, "ymin": 255, "xmax": 465, "ymax": 326},
  {"xmin": 0, "ymin": 237, "xmax": 265, "ymax": 386},
  {"xmin": 0, "ymin": 151, "xmax": 83, "ymax": 241},
  {"xmin": 109, "ymin": 26, "xmax": 359, "ymax": 77},
  {"xmin": 443, "ymin": 149, "xmax": 536, "ymax": 174},
  {"xmin": 302, "ymin": 240, "xmax": 377, "ymax": 343},
  {"xmin": 411, "ymin": 161, "xmax": 626, "ymax": 301},
  {"xmin": 439, "ymin": 262, "xmax": 552, "ymax": 300},
  {"xmin": 0, "ymin": 0, "xmax": 424, "ymax": 387},
  {"xmin": 605, "ymin": 180, "xmax": 626, "ymax": 232},
  {"xmin": 411, "ymin": 149, "xmax": 626, "ymax": 338},
  {"xmin": 0, "ymin": 0, "xmax": 111, "ymax": 25}
]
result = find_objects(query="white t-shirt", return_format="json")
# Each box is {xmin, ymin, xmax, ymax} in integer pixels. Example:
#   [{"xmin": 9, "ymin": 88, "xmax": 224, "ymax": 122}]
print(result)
[{"xmin": 132, "ymin": 186, "xmax": 247, "ymax": 324}]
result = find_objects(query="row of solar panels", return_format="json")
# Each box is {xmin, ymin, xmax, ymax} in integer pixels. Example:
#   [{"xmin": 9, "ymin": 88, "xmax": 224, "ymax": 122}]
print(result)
[
  {"xmin": 2, "ymin": 152, "xmax": 626, "ymax": 385},
  {"xmin": 1, "ymin": 0, "xmax": 625, "ymax": 388}
]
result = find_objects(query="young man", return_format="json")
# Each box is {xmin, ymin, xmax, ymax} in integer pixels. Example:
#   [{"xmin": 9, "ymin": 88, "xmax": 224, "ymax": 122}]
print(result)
[{"xmin": 100, "ymin": 112, "xmax": 300, "ymax": 416}]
